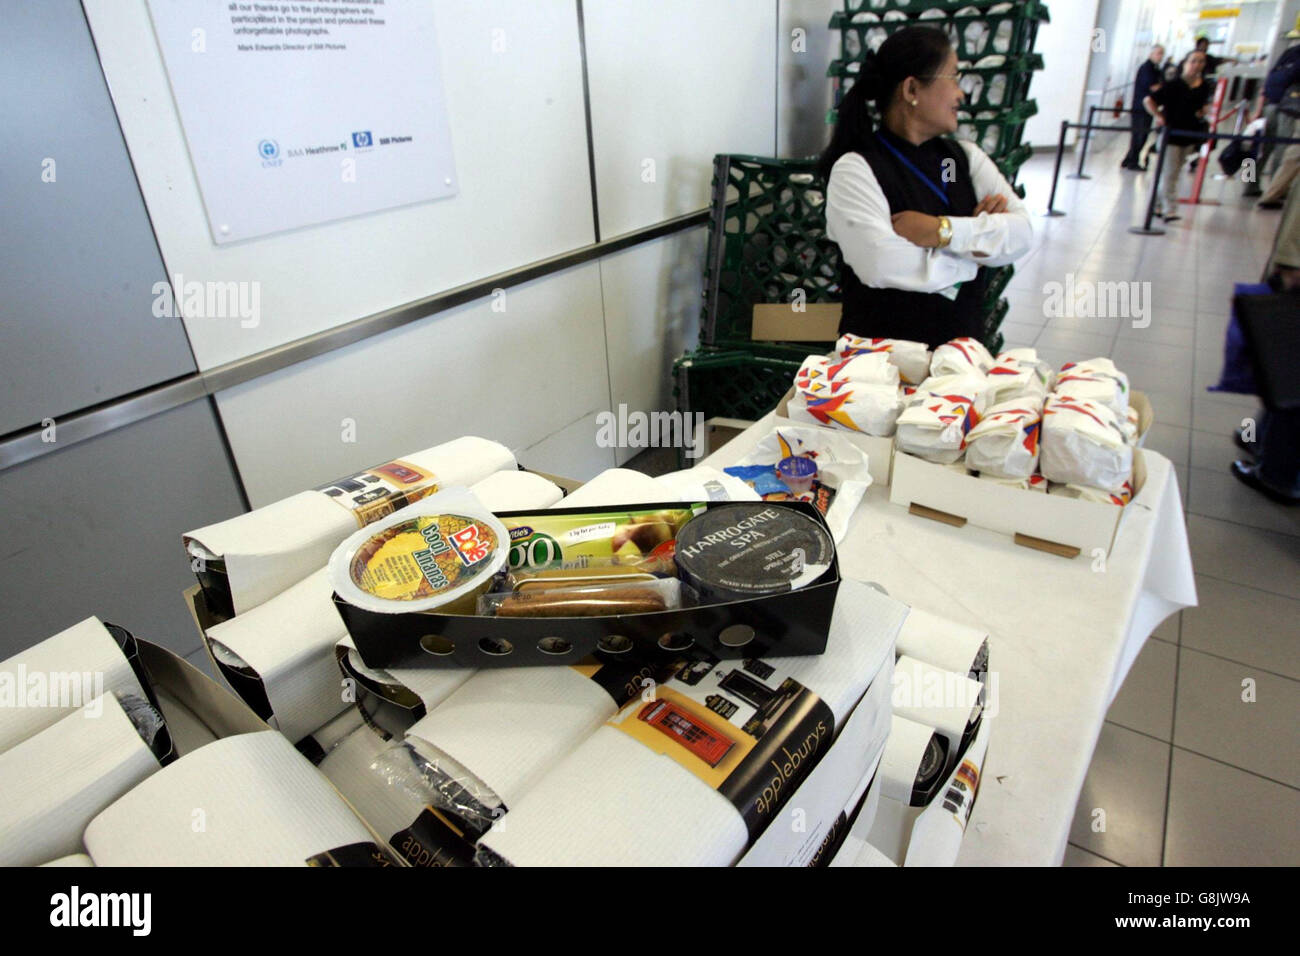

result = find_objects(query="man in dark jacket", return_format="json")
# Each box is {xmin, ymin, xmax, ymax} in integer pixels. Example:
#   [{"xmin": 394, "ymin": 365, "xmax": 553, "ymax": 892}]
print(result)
[
  {"xmin": 1123, "ymin": 45, "xmax": 1165, "ymax": 170},
  {"xmin": 1247, "ymin": 23, "xmax": 1300, "ymax": 197}
]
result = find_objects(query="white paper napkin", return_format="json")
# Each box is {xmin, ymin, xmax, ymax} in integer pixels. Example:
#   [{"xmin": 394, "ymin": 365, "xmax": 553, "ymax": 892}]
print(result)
[
  {"xmin": 83, "ymin": 731, "xmax": 377, "ymax": 866},
  {"xmin": 0, "ymin": 617, "xmax": 151, "ymax": 755},
  {"xmin": 206, "ymin": 568, "xmax": 348, "ymax": 743},
  {"xmin": 895, "ymin": 607, "xmax": 989, "ymax": 677},
  {"xmin": 0, "ymin": 694, "xmax": 160, "ymax": 866},
  {"xmin": 404, "ymin": 665, "xmax": 623, "ymax": 811},
  {"xmin": 559, "ymin": 469, "xmax": 673, "ymax": 507}
]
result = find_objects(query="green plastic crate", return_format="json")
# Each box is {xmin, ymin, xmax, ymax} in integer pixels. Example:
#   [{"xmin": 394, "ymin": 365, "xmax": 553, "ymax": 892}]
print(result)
[
  {"xmin": 956, "ymin": 99, "xmax": 1037, "ymax": 159},
  {"xmin": 839, "ymin": 0, "xmax": 1048, "ymax": 17},
  {"xmin": 983, "ymin": 264, "xmax": 1015, "ymax": 310},
  {"xmin": 699, "ymin": 154, "xmax": 842, "ymax": 351},
  {"xmin": 995, "ymin": 142, "xmax": 1034, "ymax": 184},
  {"xmin": 833, "ymin": 3, "xmax": 1048, "ymax": 63},
  {"xmin": 979, "ymin": 296, "xmax": 1010, "ymax": 354},
  {"xmin": 830, "ymin": 53, "xmax": 1042, "ymax": 112},
  {"xmin": 673, "ymin": 348, "xmax": 804, "ymax": 424}
]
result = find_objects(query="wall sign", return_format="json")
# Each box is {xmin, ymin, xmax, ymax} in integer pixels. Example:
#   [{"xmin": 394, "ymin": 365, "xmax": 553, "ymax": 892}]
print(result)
[{"xmin": 147, "ymin": 0, "xmax": 457, "ymax": 243}]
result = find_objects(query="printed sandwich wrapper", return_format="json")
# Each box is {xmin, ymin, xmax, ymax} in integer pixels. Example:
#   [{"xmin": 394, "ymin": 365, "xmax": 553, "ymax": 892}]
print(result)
[
  {"xmin": 775, "ymin": 388, "xmax": 895, "ymax": 486},
  {"xmin": 797, "ymin": 352, "xmax": 900, "ymax": 389},
  {"xmin": 737, "ymin": 652, "xmax": 895, "ymax": 867},
  {"xmin": 890, "ymin": 393, "xmax": 1152, "ymax": 558}
]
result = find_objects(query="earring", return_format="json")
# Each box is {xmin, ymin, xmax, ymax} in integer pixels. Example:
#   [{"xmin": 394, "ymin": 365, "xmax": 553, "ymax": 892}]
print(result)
[{"xmin": 911, "ymin": 99, "xmax": 918, "ymax": 106}]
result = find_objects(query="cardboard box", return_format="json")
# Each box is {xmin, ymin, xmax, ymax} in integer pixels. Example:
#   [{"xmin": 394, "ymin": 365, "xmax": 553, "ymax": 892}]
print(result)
[
  {"xmin": 888, "ymin": 392, "xmax": 1155, "ymax": 559},
  {"xmin": 135, "ymin": 636, "xmax": 269, "ymax": 755},
  {"xmin": 774, "ymin": 387, "xmax": 896, "ymax": 487},
  {"xmin": 337, "ymin": 499, "xmax": 842, "ymax": 670},
  {"xmin": 752, "ymin": 303, "xmax": 842, "ymax": 343}
]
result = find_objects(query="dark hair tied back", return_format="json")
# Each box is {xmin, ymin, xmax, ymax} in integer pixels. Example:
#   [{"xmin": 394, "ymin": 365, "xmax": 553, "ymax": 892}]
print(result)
[{"xmin": 817, "ymin": 26, "xmax": 953, "ymax": 182}]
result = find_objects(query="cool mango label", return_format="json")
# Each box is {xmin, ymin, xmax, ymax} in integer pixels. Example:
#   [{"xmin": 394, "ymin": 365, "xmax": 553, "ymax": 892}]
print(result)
[{"xmin": 349, "ymin": 513, "xmax": 498, "ymax": 603}]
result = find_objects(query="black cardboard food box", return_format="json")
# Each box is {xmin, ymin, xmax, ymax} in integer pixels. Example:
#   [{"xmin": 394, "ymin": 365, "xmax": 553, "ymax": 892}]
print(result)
[{"xmin": 335, "ymin": 500, "xmax": 842, "ymax": 670}]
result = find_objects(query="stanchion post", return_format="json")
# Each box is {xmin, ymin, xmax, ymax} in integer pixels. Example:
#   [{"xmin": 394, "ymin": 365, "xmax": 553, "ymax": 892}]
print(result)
[
  {"xmin": 1069, "ymin": 105, "xmax": 1096, "ymax": 179},
  {"xmin": 1130, "ymin": 126, "xmax": 1169, "ymax": 235},
  {"xmin": 1046, "ymin": 119, "xmax": 1069, "ymax": 217}
]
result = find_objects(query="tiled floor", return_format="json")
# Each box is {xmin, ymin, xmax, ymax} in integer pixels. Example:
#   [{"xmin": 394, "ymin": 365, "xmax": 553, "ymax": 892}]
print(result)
[{"xmin": 1016, "ymin": 131, "xmax": 1300, "ymax": 867}]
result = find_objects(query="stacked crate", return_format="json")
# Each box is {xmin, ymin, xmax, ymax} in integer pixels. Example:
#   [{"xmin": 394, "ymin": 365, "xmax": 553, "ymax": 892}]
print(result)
[
  {"xmin": 829, "ymin": 0, "xmax": 1050, "ymax": 353},
  {"xmin": 674, "ymin": 0, "xmax": 1048, "ymax": 428},
  {"xmin": 673, "ymin": 155, "xmax": 836, "ymax": 438}
]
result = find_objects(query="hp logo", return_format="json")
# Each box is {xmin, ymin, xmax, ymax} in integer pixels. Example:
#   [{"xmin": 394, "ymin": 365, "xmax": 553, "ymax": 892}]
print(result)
[
  {"xmin": 258, "ymin": 139, "xmax": 280, "ymax": 160},
  {"xmin": 352, "ymin": 131, "xmax": 372, "ymax": 148}
]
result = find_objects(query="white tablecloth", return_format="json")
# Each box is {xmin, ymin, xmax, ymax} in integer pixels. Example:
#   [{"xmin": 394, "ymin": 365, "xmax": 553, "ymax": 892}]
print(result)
[{"xmin": 702, "ymin": 413, "xmax": 1197, "ymax": 866}]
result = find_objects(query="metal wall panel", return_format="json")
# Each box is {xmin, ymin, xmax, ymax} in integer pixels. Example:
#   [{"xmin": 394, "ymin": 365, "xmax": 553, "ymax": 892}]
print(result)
[
  {"xmin": 0, "ymin": 0, "xmax": 196, "ymax": 435},
  {"xmin": 0, "ymin": 399, "xmax": 246, "ymax": 660}
]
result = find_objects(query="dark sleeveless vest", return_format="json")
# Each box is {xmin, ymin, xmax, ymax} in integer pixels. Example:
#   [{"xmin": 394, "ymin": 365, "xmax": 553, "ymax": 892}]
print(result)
[{"xmin": 837, "ymin": 129, "xmax": 989, "ymax": 349}]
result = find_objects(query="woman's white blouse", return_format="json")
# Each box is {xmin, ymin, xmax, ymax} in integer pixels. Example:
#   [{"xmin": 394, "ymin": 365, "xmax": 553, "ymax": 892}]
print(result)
[{"xmin": 825, "ymin": 141, "xmax": 1035, "ymax": 296}]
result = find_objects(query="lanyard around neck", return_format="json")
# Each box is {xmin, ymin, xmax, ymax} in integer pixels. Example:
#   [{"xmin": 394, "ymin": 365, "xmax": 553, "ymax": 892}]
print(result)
[{"xmin": 876, "ymin": 132, "xmax": 951, "ymax": 208}]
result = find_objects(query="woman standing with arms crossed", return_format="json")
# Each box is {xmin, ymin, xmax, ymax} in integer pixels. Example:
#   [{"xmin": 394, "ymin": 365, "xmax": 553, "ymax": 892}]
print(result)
[{"xmin": 819, "ymin": 27, "xmax": 1034, "ymax": 348}]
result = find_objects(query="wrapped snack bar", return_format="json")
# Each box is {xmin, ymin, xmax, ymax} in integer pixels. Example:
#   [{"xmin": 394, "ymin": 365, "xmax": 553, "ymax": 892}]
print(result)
[
  {"xmin": 1040, "ymin": 396, "xmax": 1133, "ymax": 493},
  {"xmin": 1054, "ymin": 358, "xmax": 1130, "ymax": 416},
  {"xmin": 787, "ymin": 383, "xmax": 904, "ymax": 437},
  {"xmin": 797, "ymin": 352, "xmax": 900, "ymax": 389},
  {"xmin": 964, "ymin": 399, "xmax": 1043, "ymax": 480},
  {"xmin": 984, "ymin": 353, "xmax": 1050, "ymax": 406},
  {"xmin": 895, "ymin": 390, "xmax": 981, "ymax": 465},
  {"xmin": 834, "ymin": 335, "xmax": 931, "ymax": 385},
  {"xmin": 929, "ymin": 337, "xmax": 993, "ymax": 377}
]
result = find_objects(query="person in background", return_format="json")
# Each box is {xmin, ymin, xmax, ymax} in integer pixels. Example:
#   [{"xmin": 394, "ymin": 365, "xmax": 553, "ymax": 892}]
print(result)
[
  {"xmin": 1254, "ymin": 141, "xmax": 1300, "ymax": 210},
  {"xmin": 819, "ymin": 27, "xmax": 1034, "ymax": 347},
  {"xmin": 1145, "ymin": 50, "xmax": 1210, "ymax": 223},
  {"xmin": 1246, "ymin": 20, "xmax": 1300, "ymax": 200},
  {"xmin": 1122, "ymin": 45, "xmax": 1165, "ymax": 170},
  {"xmin": 1181, "ymin": 35, "xmax": 1236, "ymax": 79},
  {"xmin": 1231, "ymin": 176, "xmax": 1300, "ymax": 505}
]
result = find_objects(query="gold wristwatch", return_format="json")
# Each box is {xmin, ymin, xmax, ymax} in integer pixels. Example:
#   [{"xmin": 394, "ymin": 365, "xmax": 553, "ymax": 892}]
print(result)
[{"xmin": 937, "ymin": 216, "xmax": 953, "ymax": 249}]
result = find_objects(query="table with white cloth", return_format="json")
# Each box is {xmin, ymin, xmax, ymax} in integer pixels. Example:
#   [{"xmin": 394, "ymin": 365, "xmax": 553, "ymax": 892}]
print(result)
[{"xmin": 701, "ymin": 411, "xmax": 1198, "ymax": 866}]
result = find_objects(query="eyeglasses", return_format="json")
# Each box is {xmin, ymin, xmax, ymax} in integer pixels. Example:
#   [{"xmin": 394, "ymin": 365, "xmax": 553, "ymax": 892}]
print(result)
[{"xmin": 922, "ymin": 72, "xmax": 965, "ymax": 83}]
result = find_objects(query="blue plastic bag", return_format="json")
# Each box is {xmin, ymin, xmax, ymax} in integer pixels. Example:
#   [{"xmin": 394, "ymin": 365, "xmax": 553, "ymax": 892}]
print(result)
[{"xmin": 1208, "ymin": 282, "xmax": 1270, "ymax": 396}]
